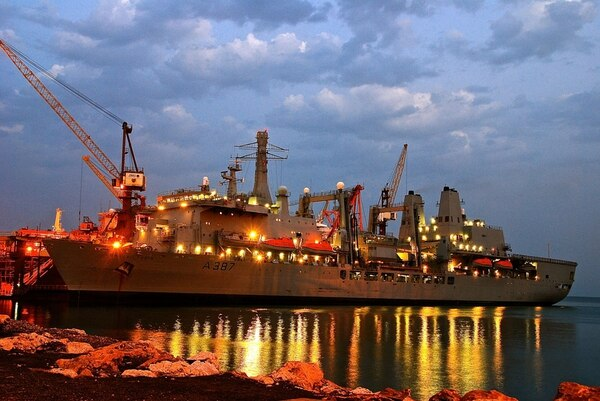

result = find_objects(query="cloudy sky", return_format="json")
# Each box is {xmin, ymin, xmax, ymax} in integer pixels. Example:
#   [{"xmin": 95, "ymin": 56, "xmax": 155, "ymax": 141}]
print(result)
[{"xmin": 1, "ymin": 0, "xmax": 598, "ymax": 296}]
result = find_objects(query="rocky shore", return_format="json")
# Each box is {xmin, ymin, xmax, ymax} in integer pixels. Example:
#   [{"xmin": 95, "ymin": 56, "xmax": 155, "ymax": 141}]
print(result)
[{"xmin": 1, "ymin": 314, "xmax": 598, "ymax": 401}]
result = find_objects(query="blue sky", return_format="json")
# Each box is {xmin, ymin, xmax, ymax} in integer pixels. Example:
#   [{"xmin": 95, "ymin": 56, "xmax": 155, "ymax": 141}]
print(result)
[{"xmin": 1, "ymin": 0, "xmax": 598, "ymax": 296}]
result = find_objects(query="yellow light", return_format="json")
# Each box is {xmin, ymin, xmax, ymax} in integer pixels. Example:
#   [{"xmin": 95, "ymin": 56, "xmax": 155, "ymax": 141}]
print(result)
[
  {"xmin": 279, "ymin": 252, "xmax": 285, "ymax": 260},
  {"xmin": 158, "ymin": 205, "xmax": 165, "ymax": 211},
  {"xmin": 176, "ymin": 244, "xmax": 184, "ymax": 253},
  {"xmin": 181, "ymin": 202, "xmax": 188, "ymax": 208},
  {"xmin": 194, "ymin": 245, "xmax": 201, "ymax": 254},
  {"xmin": 430, "ymin": 218, "xmax": 436, "ymax": 224},
  {"xmin": 238, "ymin": 249, "xmax": 246, "ymax": 257},
  {"xmin": 205, "ymin": 246, "xmax": 213, "ymax": 254},
  {"xmin": 112, "ymin": 241, "xmax": 122, "ymax": 249},
  {"xmin": 226, "ymin": 248, "xmax": 232, "ymax": 255},
  {"xmin": 421, "ymin": 235, "xmax": 427, "ymax": 241},
  {"xmin": 256, "ymin": 254, "xmax": 263, "ymax": 262},
  {"xmin": 26, "ymin": 246, "xmax": 33, "ymax": 252},
  {"xmin": 435, "ymin": 234, "xmax": 441, "ymax": 240},
  {"xmin": 266, "ymin": 251, "xmax": 272, "ymax": 258},
  {"xmin": 249, "ymin": 231, "xmax": 258, "ymax": 240},
  {"xmin": 219, "ymin": 252, "xmax": 225, "ymax": 258},
  {"xmin": 315, "ymin": 256, "xmax": 320, "ymax": 261}
]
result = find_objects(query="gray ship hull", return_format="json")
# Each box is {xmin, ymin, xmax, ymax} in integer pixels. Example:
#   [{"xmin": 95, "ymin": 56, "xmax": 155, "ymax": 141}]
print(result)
[{"xmin": 44, "ymin": 239, "xmax": 576, "ymax": 305}]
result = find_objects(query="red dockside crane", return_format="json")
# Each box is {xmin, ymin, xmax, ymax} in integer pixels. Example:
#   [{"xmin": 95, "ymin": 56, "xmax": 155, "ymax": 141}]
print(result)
[{"xmin": 0, "ymin": 39, "xmax": 145, "ymax": 240}]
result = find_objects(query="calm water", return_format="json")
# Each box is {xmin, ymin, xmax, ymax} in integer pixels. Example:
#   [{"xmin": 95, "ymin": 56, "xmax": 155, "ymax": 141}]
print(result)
[{"xmin": 1, "ymin": 297, "xmax": 599, "ymax": 401}]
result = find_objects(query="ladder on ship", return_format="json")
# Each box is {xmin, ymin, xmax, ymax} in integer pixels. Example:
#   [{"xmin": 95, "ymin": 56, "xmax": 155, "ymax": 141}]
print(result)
[{"xmin": 22, "ymin": 259, "xmax": 54, "ymax": 286}]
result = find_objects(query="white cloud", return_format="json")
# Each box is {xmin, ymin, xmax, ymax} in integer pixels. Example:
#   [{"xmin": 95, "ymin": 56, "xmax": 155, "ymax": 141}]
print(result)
[
  {"xmin": 55, "ymin": 31, "xmax": 99, "ymax": 50},
  {"xmin": 163, "ymin": 104, "xmax": 194, "ymax": 121},
  {"xmin": 283, "ymin": 94, "xmax": 305, "ymax": 111},
  {"xmin": 0, "ymin": 124, "xmax": 24, "ymax": 134}
]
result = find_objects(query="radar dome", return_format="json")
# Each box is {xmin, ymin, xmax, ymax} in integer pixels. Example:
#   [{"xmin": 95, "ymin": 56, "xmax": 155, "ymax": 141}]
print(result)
[
  {"xmin": 303, "ymin": 187, "xmax": 310, "ymax": 194},
  {"xmin": 277, "ymin": 186, "xmax": 288, "ymax": 196},
  {"xmin": 336, "ymin": 182, "xmax": 345, "ymax": 190}
]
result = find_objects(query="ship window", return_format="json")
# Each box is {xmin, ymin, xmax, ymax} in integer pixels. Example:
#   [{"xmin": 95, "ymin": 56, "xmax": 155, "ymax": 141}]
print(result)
[
  {"xmin": 349, "ymin": 271, "xmax": 362, "ymax": 280},
  {"xmin": 570, "ymin": 272, "xmax": 575, "ymax": 280},
  {"xmin": 396, "ymin": 274, "xmax": 409, "ymax": 283},
  {"xmin": 434, "ymin": 276, "xmax": 445, "ymax": 284},
  {"xmin": 412, "ymin": 275, "xmax": 421, "ymax": 283},
  {"xmin": 365, "ymin": 272, "xmax": 378, "ymax": 281},
  {"xmin": 445, "ymin": 216, "xmax": 449, "ymax": 222},
  {"xmin": 381, "ymin": 273, "xmax": 394, "ymax": 282},
  {"xmin": 340, "ymin": 270, "xmax": 347, "ymax": 280},
  {"xmin": 447, "ymin": 276, "xmax": 455, "ymax": 285},
  {"xmin": 423, "ymin": 275, "xmax": 432, "ymax": 284}
]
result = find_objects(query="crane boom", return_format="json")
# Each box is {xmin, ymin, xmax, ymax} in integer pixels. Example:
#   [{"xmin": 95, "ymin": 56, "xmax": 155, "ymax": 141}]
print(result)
[
  {"xmin": 0, "ymin": 39, "xmax": 120, "ymax": 179},
  {"xmin": 82, "ymin": 155, "xmax": 122, "ymax": 202},
  {"xmin": 385, "ymin": 143, "xmax": 408, "ymax": 207}
]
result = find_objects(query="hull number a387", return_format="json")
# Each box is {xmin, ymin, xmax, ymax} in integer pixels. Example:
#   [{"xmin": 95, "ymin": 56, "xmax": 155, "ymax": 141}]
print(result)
[{"xmin": 202, "ymin": 261, "xmax": 235, "ymax": 271}]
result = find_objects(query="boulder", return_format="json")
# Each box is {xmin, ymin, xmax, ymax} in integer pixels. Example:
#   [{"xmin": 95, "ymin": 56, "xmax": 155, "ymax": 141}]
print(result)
[
  {"xmin": 148, "ymin": 360, "xmax": 193, "ymax": 377},
  {"xmin": 269, "ymin": 361, "xmax": 325, "ymax": 392},
  {"xmin": 554, "ymin": 382, "xmax": 600, "ymax": 401},
  {"xmin": 48, "ymin": 367, "xmax": 79, "ymax": 378},
  {"xmin": 186, "ymin": 351, "xmax": 220, "ymax": 372},
  {"xmin": 55, "ymin": 340, "xmax": 176, "ymax": 377},
  {"xmin": 64, "ymin": 341, "xmax": 94, "ymax": 355},
  {"xmin": 0, "ymin": 332, "xmax": 57, "ymax": 353},
  {"xmin": 190, "ymin": 360, "xmax": 220, "ymax": 376},
  {"xmin": 122, "ymin": 369, "xmax": 158, "ymax": 378},
  {"xmin": 461, "ymin": 389, "xmax": 517, "ymax": 401},
  {"xmin": 429, "ymin": 389, "xmax": 462, "ymax": 401},
  {"xmin": 376, "ymin": 387, "xmax": 414, "ymax": 400}
]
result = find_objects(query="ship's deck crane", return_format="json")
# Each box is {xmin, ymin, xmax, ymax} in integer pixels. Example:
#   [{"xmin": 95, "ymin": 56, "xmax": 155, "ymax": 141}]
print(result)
[
  {"xmin": 0, "ymin": 39, "xmax": 145, "ymax": 239},
  {"xmin": 368, "ymin": 144, "xmax": 408, "ymax": 235}
]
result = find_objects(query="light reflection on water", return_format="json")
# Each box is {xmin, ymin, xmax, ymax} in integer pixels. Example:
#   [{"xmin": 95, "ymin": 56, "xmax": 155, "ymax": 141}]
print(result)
[{"xmin": 2, "ymin": 298, "xmax": 599, "ymax": 401}]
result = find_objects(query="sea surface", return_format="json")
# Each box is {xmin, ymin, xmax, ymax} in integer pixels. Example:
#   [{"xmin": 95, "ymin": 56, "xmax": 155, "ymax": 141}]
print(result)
[{"xmin": 1, "ymin": 296, "xmax": 599, "ymax": 401}]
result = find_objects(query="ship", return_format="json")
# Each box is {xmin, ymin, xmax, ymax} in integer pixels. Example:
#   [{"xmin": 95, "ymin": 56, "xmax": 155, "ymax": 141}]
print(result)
[{"xmin": 44, "ymin": 130, "xmax": 577, "ymax": 305}]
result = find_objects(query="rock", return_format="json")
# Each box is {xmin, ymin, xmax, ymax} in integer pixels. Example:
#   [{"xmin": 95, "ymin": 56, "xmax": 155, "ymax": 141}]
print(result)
[
  {"xmin": 254, "ymin": 375, "xmax": 276, "ymax": 386},
  {"xmin": 186, "ymin": 351, "xmax": 220, "ymax": 372},
  {"xmin": 65, "ymin": 341, "xmax": 94, "ymax": 355},
  {"xmin": 48, "ymin": 367, "xmax": 79, "ymax": 378},
  {"xmin": 0, "ymin": 314, "xmax": 9, "ymax": 324},
  {"xmin": 147, "ymin": 359, "xmax": 221, "ymax": 377},
  {"xmin": 187, "ymin": 351, "xmax": 218, "ymax": 364},
  {"xmin": 318, "ymin": 379, "xmax": 350, "ymax": 396},
  {"xmin": 56, "ymin": 340, "xmax": 176, "ymax": 377},
  {"xmin": 429, "ymin": 389, "xmax": 462, "ymax": 401},
  {"xmin": 554, "ymin": 382, "xmax": 600, "ymax": 401},
  {"xmin": 461, "ymin": 389, "xmax": 517, "ymax": 401},
  {"xmin": 0, "ymin": 332, "xmax": 56, "ymax": 353},
  {"xmin": 147, "ymin": 360, "xmax": 188, "ymax": 376},
  {"xmin": 376, "ymin": 387, "xmax": 414, "ymax": 400},
  {"xmin": 269, "ymin": 361, "xmax": 325, "ymax": 391},
  {"xmin": 122, "ymin": 369, "xmax": 158, "ymax": 378},
  {"xmin": 190, "ymin": 360, "xmax": 220, "ymax": 376},
  {"xmin": 351, "ymin": 387, "xmax": 374, "ymax": 395}
]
